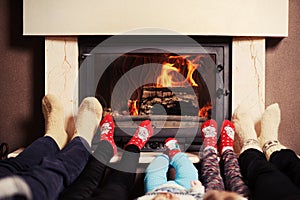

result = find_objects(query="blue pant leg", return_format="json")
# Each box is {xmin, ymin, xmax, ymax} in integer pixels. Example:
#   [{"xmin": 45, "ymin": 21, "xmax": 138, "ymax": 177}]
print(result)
[
  {"xmin": 170, "ymin": 152, "xmax": 198, "ymax": 190},
  {"xmin": 0, "ymin": 136, "xmax": 59, "ymax": 178},
  {"xmin": 144, "ymin": 154, "xmax": 170, "ymax": 192},
  {"xmin": 20, "ymin": 137, "xmax": 91, "ymax": 200}
]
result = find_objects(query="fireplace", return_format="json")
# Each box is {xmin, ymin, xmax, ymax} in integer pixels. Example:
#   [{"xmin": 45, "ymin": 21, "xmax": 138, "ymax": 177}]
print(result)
[
  {"xmin": 78, "ymin": 36, "xmax": 230, "ymax": 152},
  {"xmin": 24, "ymin": 0, "xmax": 288, "ymax": 161}
]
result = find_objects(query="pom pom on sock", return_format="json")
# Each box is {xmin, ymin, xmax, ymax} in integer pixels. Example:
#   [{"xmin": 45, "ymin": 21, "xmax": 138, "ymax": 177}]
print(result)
[{"xmin": 164, "ymin": 138, "xmax": 181, "ymax": 160}]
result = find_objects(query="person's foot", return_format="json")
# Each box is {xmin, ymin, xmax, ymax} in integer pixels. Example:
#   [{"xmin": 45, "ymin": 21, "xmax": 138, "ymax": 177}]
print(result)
[
  {"xmin": 43, "ymin": 94, "xmax": 68, "ymax": 149},
  {"xmin": 73, "ymin": 97, "xmax": 103, "ymax": 146},
  {"xmin": 125, "ymin": 120, "xmax": 153, "ymax": 150},
  {"xmin": 99, "ymin": 114, "xmax": 117, "ymax": 155},
  {"xmin": 232, "ymin": 105, "xmax": 261, "ymax": 154},
  {"xmin": 259, "ymin": 103, "xmax": 285, "ymax": 160},
  {"xmin": 164, "ymin": 138, "xmax": 181, "ymax": 160},
  {"xmin": 219, "ymin": 120, "xmax": 235, "ymax": 154},
  {"xmin": 201, "ymin": 119, "xmax": 218, "ymax": 152}
]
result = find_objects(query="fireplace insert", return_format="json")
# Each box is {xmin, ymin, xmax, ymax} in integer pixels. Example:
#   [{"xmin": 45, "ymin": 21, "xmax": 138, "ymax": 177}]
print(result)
[{"xmin": 79, "ymin": 36, "xmax": 231, "ymax": 152}]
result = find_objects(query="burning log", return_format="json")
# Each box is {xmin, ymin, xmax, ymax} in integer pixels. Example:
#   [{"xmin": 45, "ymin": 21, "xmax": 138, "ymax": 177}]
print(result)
[{"xmin": 139, "ymin": 86, "xmax": 200, "ymax": 116}]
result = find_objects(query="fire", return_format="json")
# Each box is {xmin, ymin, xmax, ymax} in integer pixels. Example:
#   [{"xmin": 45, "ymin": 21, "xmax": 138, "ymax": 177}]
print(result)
[
  {"xmin": 198, "ymin": 104, "xmax": 212, "ymax": 118},
  {"xmin": 156, "ymin": 55, "xmax": 201, "ymax": 87},
  {"xmin": 129, "ymin": 100, "xmax": 139, "ymax": 116},
  {"xmin": 156, "ymin": 62, "xmax": 179, "ymax": 87}
]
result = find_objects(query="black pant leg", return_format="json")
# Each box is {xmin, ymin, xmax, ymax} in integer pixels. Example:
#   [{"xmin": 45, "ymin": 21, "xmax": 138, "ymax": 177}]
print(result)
[
  {"xmin": 239, "ymin": 149, "xmax": 300, "ymax": 200},
  {"xmin": 270, "ymin": 149, "xmax": 300, "ymax": 188},
  {"xmin": 92, "ymin": 145, "xmax": 140, "ymax": 200}
]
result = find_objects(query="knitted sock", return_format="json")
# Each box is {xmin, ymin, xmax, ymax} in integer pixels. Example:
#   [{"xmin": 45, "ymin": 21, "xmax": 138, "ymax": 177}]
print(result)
[
  {"xmin": 164, "ymin": 138, "xmax": 181, "ymax": 160},
  {"xmin": 201, "ymin": 119, "xmax": 218, "ymax": 152},
  {"xmin": 232, "ymin": 105, "xmax": 262, "ymax": 154},
  {"xmin": 73, "ymin": 97, "xmax": 103, "ymax": 146},
  {"xmin": 125, "ymin": 120, "xmax": 153, "ymax": 150},
  {"xmin": 259, "ymin": 103, "xmax": 286, "ymax": 160},
  {"xmin": 43, "ymin": 94, "xmax": 68, "ymax": 150},
  {"xmin": 219, "ymin": 120, "xmax": 235, "ymax": 154},
  {"xmin": 99, "ymin": 114, "xmax": 117, "ymax": 155}
]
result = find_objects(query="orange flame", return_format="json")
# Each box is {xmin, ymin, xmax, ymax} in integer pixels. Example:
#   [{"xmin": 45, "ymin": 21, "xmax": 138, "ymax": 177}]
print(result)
[
  {"xmin": 156, "ymin": 62, "xmax": 179, "ymax": 87},
  {"xmin": 156, "ymin": 55, "xmax": 200, "ymax": 87},
  {"xmin": 198, "ymin": 104, "xmax": 212, "ymax": 118},
  {"xmin": 129, "ymin": 100, "xmax": 139, "ymax": 116}
]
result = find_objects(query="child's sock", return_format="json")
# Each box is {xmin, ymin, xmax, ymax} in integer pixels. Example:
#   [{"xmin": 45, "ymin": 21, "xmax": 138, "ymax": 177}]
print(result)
[
  {"xmin": 125, "ymin": 120, "xmax": 153, "ymax": 150},
  {"xmin": 201, "ymin": 119, "xmax": 218, "ymax": 152},
  {"xmin": 99, "ymin": 114, "xmax": 117, "ymax": 155},
  {"xmin": 219, "ymin": 120, "xmax": 235, "ymax": 154},
  {"xmin": 73, "ymin": 97, "xmax": 103, "ymax": 146},
  {"xmin": 164, "ymin": 138, "xmax": 181, "ymax": 160},
  {"xmin": 43, "ymin": 94, "xmax": 68, "ymax": 150}
]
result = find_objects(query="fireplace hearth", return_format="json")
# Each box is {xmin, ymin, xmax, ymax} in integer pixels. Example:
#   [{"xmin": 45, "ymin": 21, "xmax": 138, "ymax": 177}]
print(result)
[{"xmin": 79, "ymin": 36, "xmax": 231, "ymax": 152}]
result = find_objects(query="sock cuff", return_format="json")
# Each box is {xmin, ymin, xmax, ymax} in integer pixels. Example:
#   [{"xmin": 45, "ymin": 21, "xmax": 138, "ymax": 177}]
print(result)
[
  {"xmin": 240, "ymin": 139, "xmax": 262, "ymax": 154},
  {"xmin": 263, "ymin": 140, "xmax": 286, "ymax": 160}
]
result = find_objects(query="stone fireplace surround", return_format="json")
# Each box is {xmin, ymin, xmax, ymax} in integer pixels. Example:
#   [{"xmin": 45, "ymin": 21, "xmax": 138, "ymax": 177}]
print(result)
[{"xmin": 23, "ymin": 0, "xmax": 288, "ymax": 162}]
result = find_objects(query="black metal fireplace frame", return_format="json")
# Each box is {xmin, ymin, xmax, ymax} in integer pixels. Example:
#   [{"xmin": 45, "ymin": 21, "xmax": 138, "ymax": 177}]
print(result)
[{"xmin": 79, "ymin": 36, "xmax": 231, "ymax": 152}]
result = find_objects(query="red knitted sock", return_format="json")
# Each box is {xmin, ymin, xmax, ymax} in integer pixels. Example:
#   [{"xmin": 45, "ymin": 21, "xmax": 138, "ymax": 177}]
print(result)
[
  {"xmin": 125, "ymin": 120, "xmax": 153, "ymax": 150},
  {"xmin": 201, "ymin": 119, "xmax": 218, "ymax": 151},
  {"xmin": 219, "ymin": 120, "xmax": 235, "ymax": 154},
  {"xmin": 99, "ymin": 114, "xmax": 117, "ymax": 155},
  {"xmin": 164, "ymin": 138, "xmax": 181, "ymax": 160}
]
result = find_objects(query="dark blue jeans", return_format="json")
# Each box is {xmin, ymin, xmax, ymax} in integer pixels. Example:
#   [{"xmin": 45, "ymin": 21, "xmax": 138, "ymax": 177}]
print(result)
[{"xmin": 0, "ymin": 136, "xmax": 90, "ymax": 200}]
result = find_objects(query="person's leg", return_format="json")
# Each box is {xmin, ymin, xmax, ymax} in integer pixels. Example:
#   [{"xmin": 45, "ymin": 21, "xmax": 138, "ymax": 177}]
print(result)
[
  {"xmin": 233, "ymin": 104, "xmax": 300, "ymax": 200},
  {"xmin": 144, "ymin": 154, "xmax": 170, "ymax": 192},
  {"xmin": 259, "ymin": 103, "xmax": 300, "ymax": 188},
  {"xmin": 92, "ymin": 120, "xmax": 153, "ymax": 200},
  {"xmin": 200, "ymin": 120, "xmax": 225, "ymax": 191},
  {"xmin": 19, "ymin": 137, "xmax": 91, "ymax": 200},
  {"xmin": 221, "ymin": 150, "xmax": 250, "ymax": 197},
  {"xmin": 171, "ymin": 152, "xmax": 198, "ymax": 190},
  {"xmin": 0, "ymin": 137, "xmax": 59, "ymax": 178},
  {"xmin": 59, "ymin": 114, "xmax": 116, "ymax": 200},
  {"xmin": 239, "ymin": 148, "xmax": 300, "ymax": 200},
  {"xmin": 164, "ymin": 138, "xmax": 198, "ymax": 190},
  {"xmin": 270, "ymin": 149, "xmax": 300, "ymax": 188},
  {"xmin": 0, "ymin": 94, "xmax": 66, "ymax": 178},
  {"xmin": 219, "ymin": 120, "xmax": 250, "ymax": 198},
  {"xmin": 21, "ymin": 97, "xmax": 103, "ymax": 200}
]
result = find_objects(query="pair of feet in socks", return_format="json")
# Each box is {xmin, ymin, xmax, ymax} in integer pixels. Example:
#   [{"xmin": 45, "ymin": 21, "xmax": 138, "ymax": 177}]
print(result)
[
  {"xmin": 99, "ymin": 115, "xmax": 154, "ymax": 155},
  {"xmin": 157, "ymin": 119, "xmax": 236, "ymax": 159},
  {"xmin": 201, "ymin": 119, "xmax": 236, "ymax": 155}
]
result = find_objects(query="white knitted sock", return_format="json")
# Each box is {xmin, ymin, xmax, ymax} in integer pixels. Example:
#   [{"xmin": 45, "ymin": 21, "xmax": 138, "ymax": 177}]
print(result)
[
  {"xmin": 73, "ymin": 97, "xmax": 103, "ymax": 146},
  {"xmin": 259, "ymin": 103, "xmax": 286, "ymax": 160},
  {"xmin": 232, "ymin": 105, "xmax": 262, "ymax": 154}
]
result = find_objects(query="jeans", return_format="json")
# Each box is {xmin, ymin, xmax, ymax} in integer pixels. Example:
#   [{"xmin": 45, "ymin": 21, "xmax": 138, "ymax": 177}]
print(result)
[
  {"xmin": 239, "ymin": 148, "xmax": 300, "ymax": 200},
  {"xmin": 144, "ymin": 152, "xmax": 198, "ymax": 192},
  {"xmin": 0, "ymin": 136, "xmax": 90, "ymax": 200}
]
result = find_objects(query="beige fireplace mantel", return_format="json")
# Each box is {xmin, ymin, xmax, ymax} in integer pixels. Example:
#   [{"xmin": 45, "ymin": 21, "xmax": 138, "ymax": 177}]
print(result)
[{"xmin": 24, "ymin": 0, "xmax": 288, "ymax": 37}]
